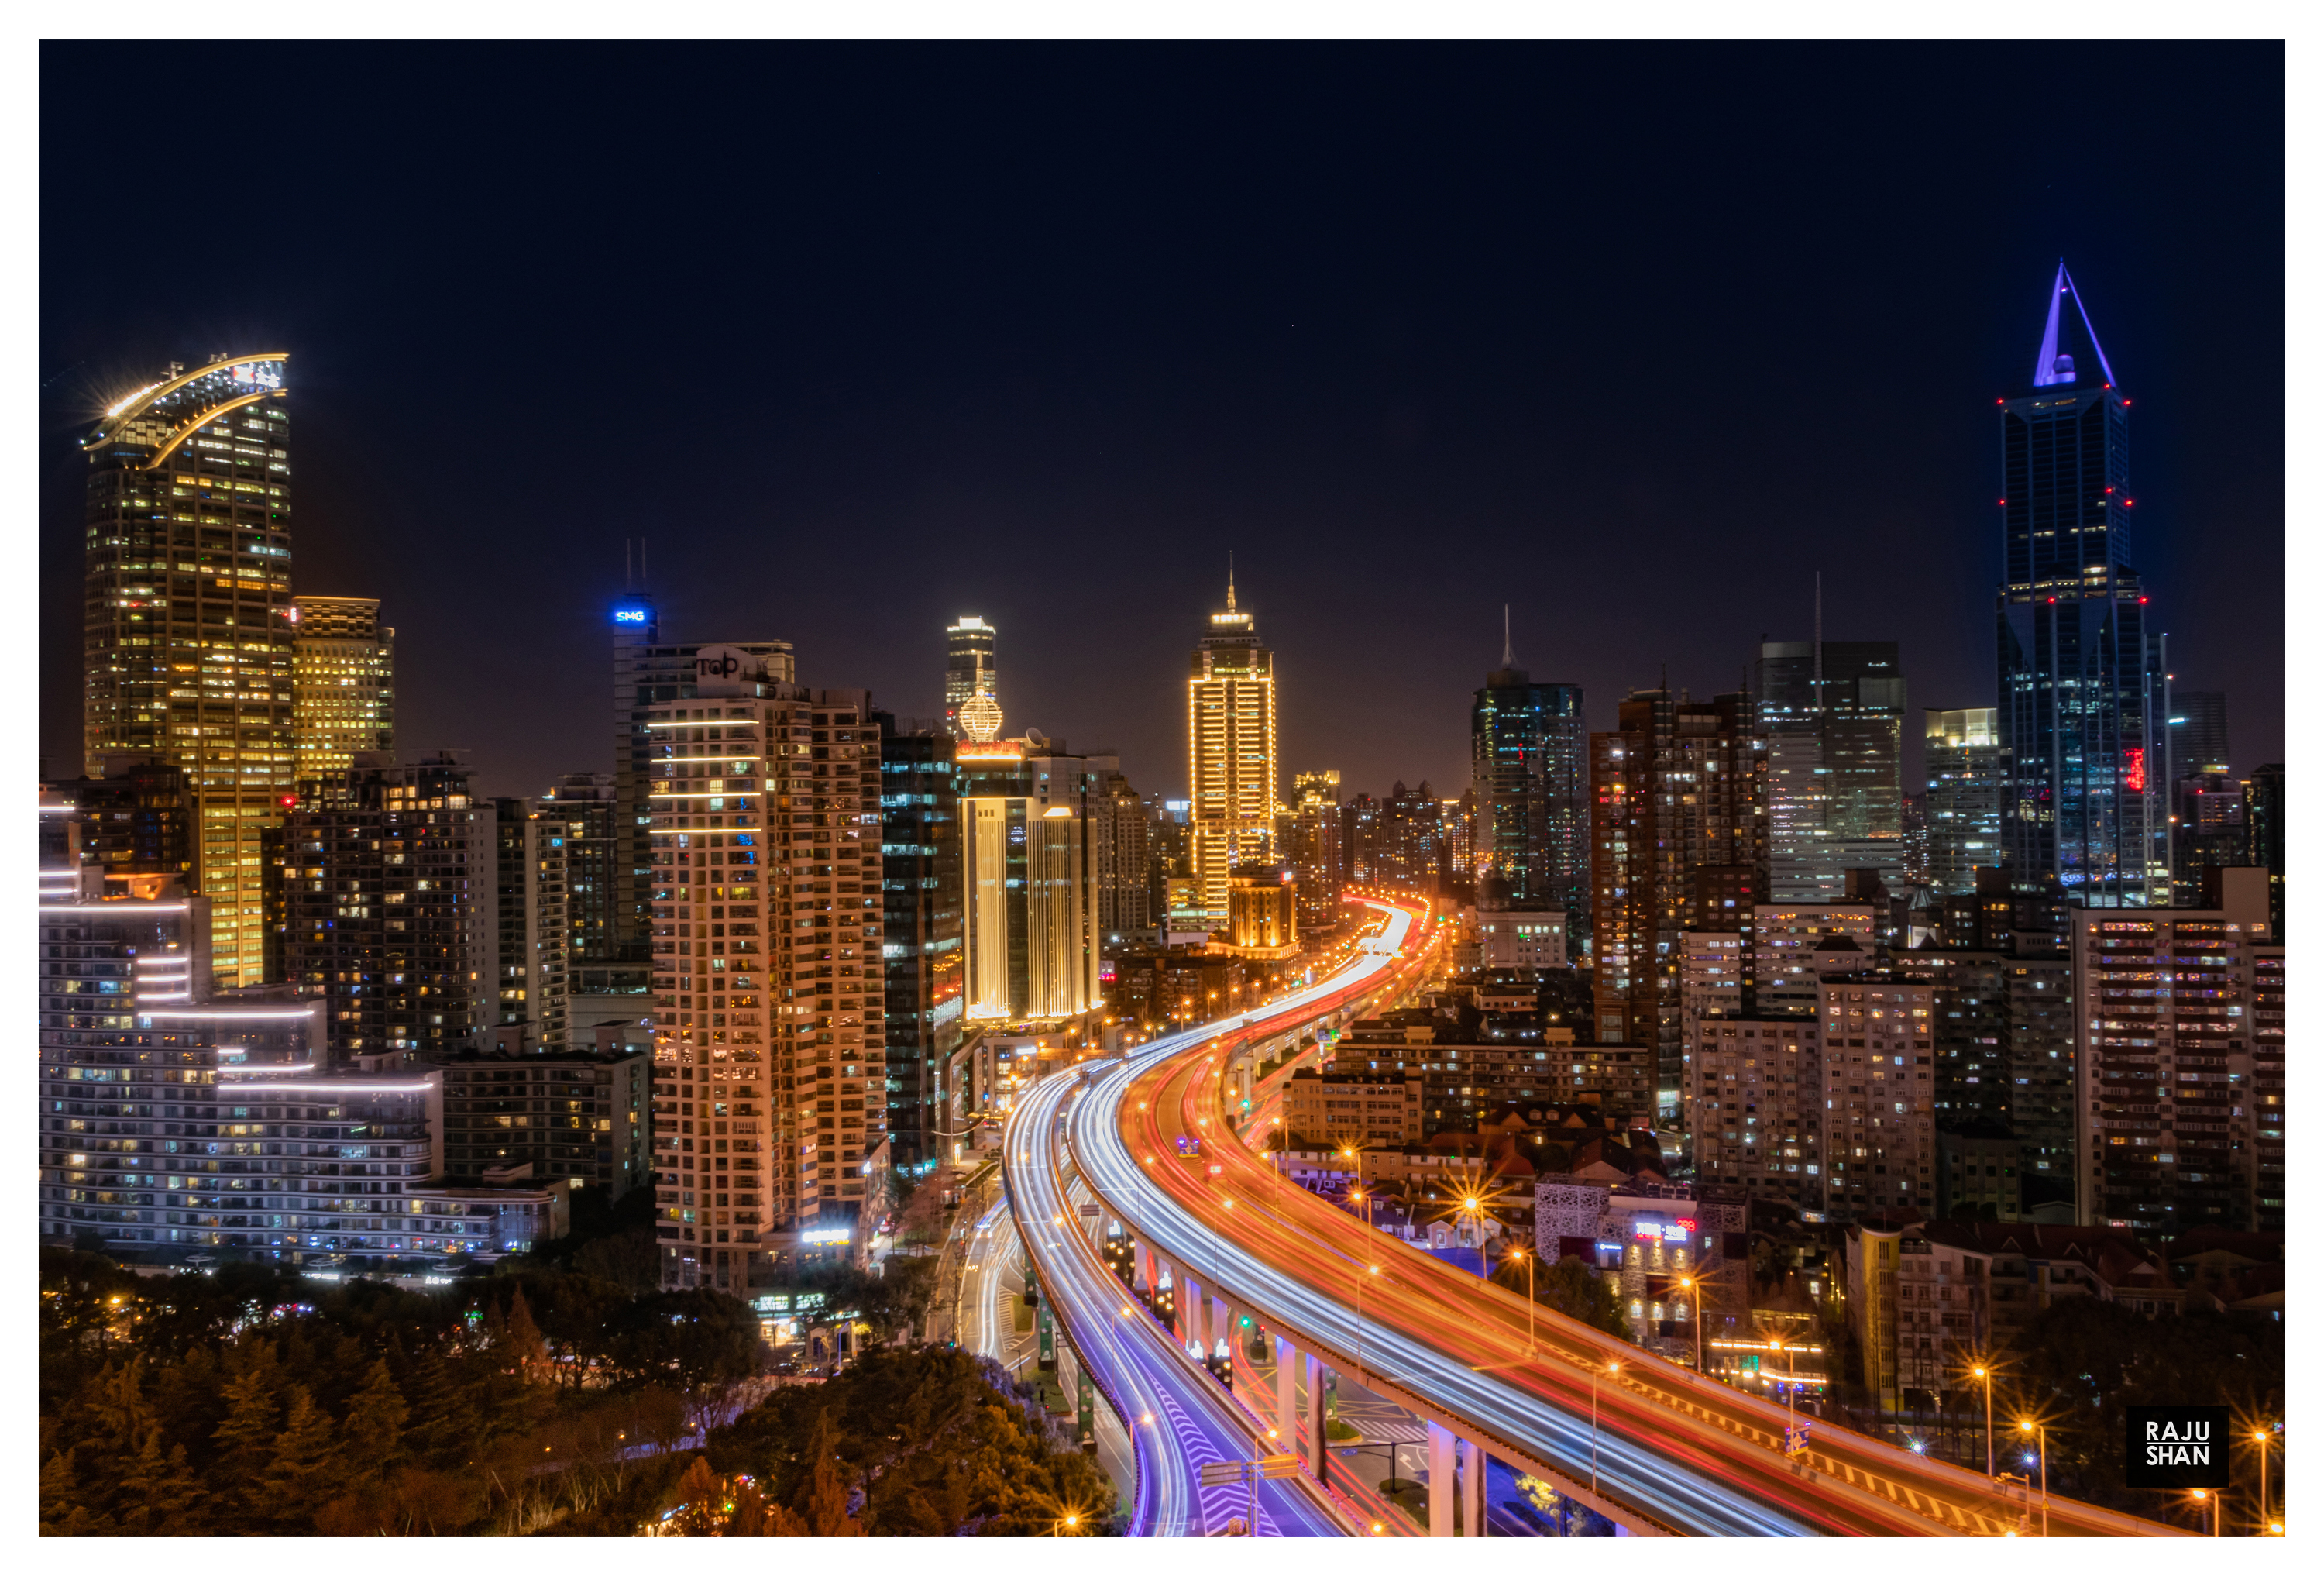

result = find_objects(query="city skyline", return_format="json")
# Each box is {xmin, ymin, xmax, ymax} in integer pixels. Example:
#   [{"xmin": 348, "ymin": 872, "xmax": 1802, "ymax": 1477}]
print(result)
[{"xmin": 37, "ymin": 46, "xmax": 2283, "ymax": 807}]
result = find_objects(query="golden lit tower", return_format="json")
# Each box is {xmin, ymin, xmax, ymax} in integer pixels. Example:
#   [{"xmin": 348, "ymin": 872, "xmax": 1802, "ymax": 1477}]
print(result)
[
  {"xmin": 1187, "ymin": 567, "xmax": 1277, "ymax": 930},
  {"xmin": 81, "ymin": 353, "xmax": 294, "ymax": 989},
  {"xmin": 292, "ymin": 594, "xmax": 395, "ymax": 783}
]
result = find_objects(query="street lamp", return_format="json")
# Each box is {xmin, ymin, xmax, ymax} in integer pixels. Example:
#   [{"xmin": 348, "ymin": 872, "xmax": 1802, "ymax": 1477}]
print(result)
[
  {"xmin": 2251, "ymin": 1425, "xmax": 2276, "ymax": 1535},
  {"xmin": 1679, "ymin": 1272, "xmax": 1707, "ymax": 1378},
  {"xmin": 1506, "ymin": 1243, "xmax": 1535, "ymax": 1355},
  {"xmin": 2191, "ymin": 1488, "xmax": 2219, "ymax": 1537},
  {"xmin": 2018, "ymin": 1419, "xmax": 2048, "ymax": 1536},
  {"xmin": 1969, "ymin": 1361, "xmax": 1994, "ymax": 1478},
  {"xmin": 1591, "ymin": 1357, "xmax": 1623, "ymax": 1494}
]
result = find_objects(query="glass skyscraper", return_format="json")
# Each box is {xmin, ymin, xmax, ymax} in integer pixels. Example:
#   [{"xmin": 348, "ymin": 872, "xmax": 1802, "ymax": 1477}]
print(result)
[
  {"xmin": 944, "ymin": 615, "xmax": 999, "ymax": 739},
  {"xmin": 291, "ymin": 594, "xmax": 394, "ymax": 783},
  {"xmin": 1923, "ymin": 707, "xmax": 2006, "ymax": 895},
  {"xmin": 1995, "ymin": 262, "xmax": 2166, "ymax": 906},
  {"xmin": 1470, "ymin": 658, "xmax": 1587, "ymax": 933},
  {"xmin": 1187, "ymin": 574, "xmax": 1277, "ymax": 927},
  {"xmin": 1755, "ymin": 638, "xmax": 1906, "ymax": 901},
  {"xmin": 81, "ymin": 354, "xmax": 294, "ymax": 988}
]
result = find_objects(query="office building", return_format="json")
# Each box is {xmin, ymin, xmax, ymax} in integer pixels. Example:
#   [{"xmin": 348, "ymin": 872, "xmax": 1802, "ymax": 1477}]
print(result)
[
  {"xmin": 51, "ymin": 752, "xmax": 194, "ymax": 888},
  {"xmin": 1996, "ymin": 263, "xmax": 2167, "ymax": 906},
  {"xmin": 647, "ymin": 668, "xmax": 887, "ymax": 1289},
  {"xmin": 2170, "ymin": 773, "xmax": 2250, "ymax": 908},
  {"xmin": 1442, "ymin": 789, "xmax": 1478, "ymax": 887},
  {"xmin": 2073, "ymin": 868, "xmax": 2278, "ymax": 1233},
  {"xmin": 1471, "ymin": 654, "xmax": 1588, "ymax": 929},
  {"xmin": 81, "ymin": 353, "xmax": 295, "ymax": 989},
  {"xmin": 2246, "ymin": 763, "xmax": 2283, "ymax": 940},
  {"xmin": 874, "ymin": 712, "xmax": 963, "ymax": 1175},
  {"xmin": 957, "ymin": 738, "xmax": 1102, "ymax": 1024},
  {"xmin": 437, "ymin": 1042, "xmax": 651, "ymax": 1197},
  {"xmin": 1225, "ymin": 865, "xmax": 1298, "ymax": 957},
  {"xmin": 1756, "ymin": 638, "xmax": 1906, "ymax": 902},
  {"xmin": 1342, "ymin": 793, "xmax": 1382, "ymax": 886},
  {"xmin": 2168, "ymin": 690, "xmax": 2229, "ymax": 777},
  {"xmin": 944, "ymin": 615, "xmax": 999, "ymax": 741},
  {"xmin": 1187, "ymin": 573, "xmax": 1278, "ymax": 928},
  {"xmin": 291, "ymin": 594, "xmax": 395, "ymax": 783},
  {"xmin": 1589, "ymin": 687, "xmax": 1761, "ymax": 1104},
  {"xmin": 276, "ymin": 755, "xmax": 495, "ymax": 1062},
  {"xmin": 537, "ymin": 773, "xmax": 624, "ymax": 978},
  {"xmin": 1923, "ymin": 707, "xmax": 2006, "ymax": 895},
  {"xmin": 1377, "ymin": 779, "xmax": 1446, "ymax": 890}
]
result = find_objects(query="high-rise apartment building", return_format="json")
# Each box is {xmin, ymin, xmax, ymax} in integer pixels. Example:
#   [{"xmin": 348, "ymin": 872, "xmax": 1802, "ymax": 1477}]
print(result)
[
  {"xmin": 493, "ymin": 796, "xmax": 570, "ymax": 1048},
  {"xmin": 52, "ymin": 752, "xmax": 194, "ymax": 888},
  {"xmin": 437, "ymin": 1043, "xmax": 650, "ymax": 1197},
  {"xmin": 538, "ymin": 773, "xmax": 623, "ymax": 979},
  {"xmin": 1089, "ymin": 765, "xmax": 1153, "ymax": 936},
  {"xmin": 944, "ymin": 616, "xmax": 1000, "ymax": 740},
  {"xmin": 1689, "ymin": 1015, "xmax": 1824, "ymax": 1211},
  {"xmin": 2073, "ymin": 869, "xmax": 2278, "ymax": 1233},
  {"xmin": 81, "ymin": 353, "xmax": 295, "ymax": 989},
  {"xmin": 291, "ymin": 594, "xmax": 394, "ymax": 783},
  {"xmin": 2170, "ymin": 773, "xmax": 2250, "ymax": 908},
  {"xmin": 1187, "ymin": 575, "xmax": 1277, "ymax": 927},
  {"xmin": 1284, "ymin": 772, "xmax": 1342, "ymax": 926},
  {"xmin": 2246, "ymin": 763, "xmax": 2284, "ymax": 940},
  {"xmin": 1471, "ymin": 656, "xmax": 1587, "ymax": 928},
  {"xmin": 648, "ymin": 670, "xmax": 885, "ymax": 1291},
  {"xmin": 277, "ymin": 755, "xmax": 495, "ymax": 1062},
  {"xmin": 1818, "ymin": 976, "xmax": 1938, "ymax": 1218},
  {"xmin": 1923, "ymin": 707, "xmax": 2006, "ymax": 895},
  {"xmin": 874, "ymin": 713, "xmax": 963, "ymax": 1175},
  {"xmin": 1748, "ymin": 903, "xmax": 1877, "ymax": 1019},
  {"xmin": 613, "ymin": 618, "xmax": 796, "ymax": 958},
  {"xmin": 1756, "ymin": 638, "xmax": 1906, "ymax": 902},
  {"xmin": 1589, "ymin": 688, "xmax": 1760, "ymax": 1104},
  {"xmin": 1377, "ymin": 780, "xmax": 1445, "ymax": 890},
  {"xmin": 1996, "ymin": 263, "xmax": 2167, "ymax": 907}
]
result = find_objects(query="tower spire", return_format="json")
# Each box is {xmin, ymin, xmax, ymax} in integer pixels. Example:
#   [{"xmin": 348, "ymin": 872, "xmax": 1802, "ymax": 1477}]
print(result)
[
  {"xmin": 1502, "ymin": 604, "xmax": 1513, "ymax": 668},
  {"xmin": 1813, "ymin": 570, "xmax": 1824, "ymax": 714},
  {"xmin": 2033, "ymin": 258, "xmax": 2118, "ymax": 387},
  {"xmin": 1226, "ymin": 551, "xmax": 1236, "ymax": 613}
]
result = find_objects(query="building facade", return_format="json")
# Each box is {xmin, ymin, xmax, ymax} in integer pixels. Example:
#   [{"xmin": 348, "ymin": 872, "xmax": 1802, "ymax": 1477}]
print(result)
[
  {"xmin": 1688, "ymin": 1015, "xmax": 1824, "ymax": 1210},
  {"xmin": 874, "ymin": 712, "xmax": 963, "ymax": 1175},
  {"xmin": 81, "ymin": 353, "xmax": 295, "ymax": 989},
  {"xmin": 276, "ymin": 755, "xmax": 495, "ymax": 1062},
  {"xmin": 1187, "ymin": 576, "xmax": 1278, "ymax": 929},
  {"xmin": 1470, "ymin": 662, "xmax": 1587, "ymax": 927},
  {"xmin": 2072, "ymin": 869, "xmax": 2278, "ymax": 1234},
  {"xmin": 436, "ymin": 1044, "xmax": 650, "ymax": 1197},
  {"xmin": 1756, "ymin": 638, "xmax": 1906, "ymax": 903},
  {"xmin": 291, "ymin": 594, "xmax": 395, "ymax": 783},
  {"xmin": 959, "ymin": 739, "xmax": 1102, "ymax": 1024},
  {"xmin": 648, "ymin": 674, "xmax": 886, "ymax": 1290},
  {"xmin": 1818, "ymin": 976, "xmax": 1937, "ymax": 1220},
  {"xmin": 1924, "ymin": 707, "xmax": 2006, "ymax": 896},
  {"xmin": 944, "ymin": 615, "xmax": 999, "ymax": 740},
  {"xmin": 1996, "ymin": 263, "xmax": 2167, "ymax": 907}
]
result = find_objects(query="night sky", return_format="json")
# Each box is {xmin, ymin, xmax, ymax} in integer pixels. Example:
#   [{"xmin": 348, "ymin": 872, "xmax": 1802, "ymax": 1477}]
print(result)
[{"xmin": 40, "ymin": 43, "xmax": 2284, "ymax": 804}]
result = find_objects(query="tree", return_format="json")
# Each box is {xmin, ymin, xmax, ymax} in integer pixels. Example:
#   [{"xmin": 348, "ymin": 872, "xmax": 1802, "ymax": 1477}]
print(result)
[
  {"xmin": 791, "ymin": 1409, "xmax": 864, "ymax": 1535},
  {"xmin": 256, "ymin": 1385, "xmax": 342, "ymax": 1530},
  {"xmin": 502, "ymin": 1285, "xmax": 548, "ymax": 1379},
  {"xmin": 1540, "ymin": 1255, "xmax": 1629, "ymax": 1339},
  {"xmin": 342, "ymin": 1358, "xmax": 410, "ymax": 1481},
  {"xmin": 670, "ymin": 1454, "xmax": 724, "ymax": 1537}
]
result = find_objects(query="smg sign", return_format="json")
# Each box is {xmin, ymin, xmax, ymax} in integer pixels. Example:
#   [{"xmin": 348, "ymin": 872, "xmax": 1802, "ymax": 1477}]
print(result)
[{"xmin": 2124, "ymin": 1406, "xmax": 2229, "ymax": 1489}]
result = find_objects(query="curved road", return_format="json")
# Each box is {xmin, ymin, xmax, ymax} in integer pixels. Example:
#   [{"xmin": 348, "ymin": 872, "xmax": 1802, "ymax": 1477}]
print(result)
[{"xmin": 1074, "ymin": 896, "xmax": 2187, "ymax": 1537}]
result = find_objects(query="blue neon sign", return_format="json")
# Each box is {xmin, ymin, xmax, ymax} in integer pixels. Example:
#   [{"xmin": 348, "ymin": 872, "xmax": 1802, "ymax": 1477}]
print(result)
[{"xmin": 613, "ymin": 607, "xmax": 648, "ymax": 625}]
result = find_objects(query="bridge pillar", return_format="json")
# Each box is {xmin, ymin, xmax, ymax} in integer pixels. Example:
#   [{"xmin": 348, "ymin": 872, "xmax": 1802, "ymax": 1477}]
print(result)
[
  {"xmin": 1301, "ymin": 1351, "xmax": 1326, "ymax": 1478},
  {"xmin": 1211, "ymin": 1294, "xmax": 1231, "ymax": 1359},
  {"xmin": 1131, "ymin": 1241, "xmax": 1149, "ymax": 1293},
  {"xmin": 1274, "ymin": 1333, "xmax": 1298, "ymax": 1444},
  {"xmin": 1427, "ymin": 1422, "xmax": 1456, "ymax": 1536},
  {"xmin": 1179, "ymin": 1274, "xmax": 1201, "ymax": 1349},
  {"xmin": 1459, "ymin": 1436, "xmax": 1485, "ymax": 1537}
]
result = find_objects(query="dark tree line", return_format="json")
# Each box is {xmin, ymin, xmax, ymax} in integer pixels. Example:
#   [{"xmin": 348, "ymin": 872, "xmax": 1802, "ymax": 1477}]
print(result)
[{"xmin": 39, "ymin": 1247, "xmax": 762, "ymax": 1535}]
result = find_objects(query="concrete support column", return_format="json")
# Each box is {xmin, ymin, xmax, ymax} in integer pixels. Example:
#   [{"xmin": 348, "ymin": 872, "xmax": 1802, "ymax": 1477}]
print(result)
[
  {"xmin": 1459, "ymin": 1437, "xmax": 1485, "ymax": 1537},
  {"xmin": 1211, "ymin": 1295, "xmax": 1231, "ymax": 1358},
  {"xmin": 1302, "ymin": 1352, "xmax": 1326, "ymax": 1478},
  {"xmin": 1131, "ymin": 1242, "xmax": 1150, "ymax": 1293},
  {"xmin": 1427, "ymin": 1423, "xmax": 1456, "ymax": 1536},
  {"xmin": 1274, "ymin": 1333, "xmax": 1298, "ymax": 1444}
]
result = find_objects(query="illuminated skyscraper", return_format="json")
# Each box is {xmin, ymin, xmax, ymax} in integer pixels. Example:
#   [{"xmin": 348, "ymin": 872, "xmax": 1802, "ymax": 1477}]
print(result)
[
  {"xmin": 292, "ymin": 594, "xmax": 395, "ymax": 783},
  {"xmin": 81, "ymin": 353, "xmax": 294, "ymax": 988},
  {"xmin": 944, "ymin": 615, "xmax": 999, "ymax": 739},
  {"xmin": 1924, "ymin": 707, "xmax": 2006, "ymax": 895},
  {"xmin": 1286, "ymin": 771, "xmax": 1342, "ymax": 924},
  {"xmin": 1996, "ymin": 261, "xmax": 2167, "ymax": 906},
  {"xmin": 1755, "ymin": 635, "xmax": 1906, "ymax": 901},
  {"xmin": 1187, "ymin": 572, "xmax": 1277, "ymax": 927},
  {"xmin": 1470, "ymin": 628, "xmax": 1587, "ymax": 929}
]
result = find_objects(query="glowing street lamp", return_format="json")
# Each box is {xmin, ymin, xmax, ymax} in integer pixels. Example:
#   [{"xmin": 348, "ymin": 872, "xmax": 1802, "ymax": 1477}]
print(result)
[
  {"xmin": 1506, "ymin": 1243, "xmax": 1535, "ymax": 1355},
  {"xmin": 2251, "ymin": 1424, "xmax": 2277, "ymax": 1535},
  {"xmin": 2018, "ymin": 1419, "xmax": 2048, "ymax": 1536},
  {"xmin": 1968, "ymin": 1360, "xmax": 1995, "ymax": 1478},
  {"xmin": 1592, "ymin": 1358, "xmax": 1623, "ymax": 1494}
]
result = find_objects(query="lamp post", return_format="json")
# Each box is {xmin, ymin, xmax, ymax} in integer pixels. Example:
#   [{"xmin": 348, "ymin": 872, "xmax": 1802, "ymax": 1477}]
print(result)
[
  {"xmin": 1507, "ymin": 1244, "xmax": 1535, "ymax": 1355},
  {"xmin": 2250, "ymin": 1425, "xmax": 2275, "ymax": 1535},
  {"xmin": 2192, "ymin": 1488, "xmax": 2219, "ymax": 1537},
  {"xmin": 1680, "ymin": 1272, "xmax": 1707, "ymax": 1378},
  {"xmin": 2018, "ymin": 1419, "xmax": 2047, "ymax": 1536},
  {"xmin": 1970, "ymin": 1362, "xmax": 1993, "ymax": 1478},
  {"xmin": 1591, "ymin": 1358, "xmax": 1622, "ymax": 1495}
]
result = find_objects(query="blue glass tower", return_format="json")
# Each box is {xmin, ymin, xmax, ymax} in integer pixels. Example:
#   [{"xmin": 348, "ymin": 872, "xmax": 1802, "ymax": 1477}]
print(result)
[
  {"xmin": 1469, "ymin": 612, "xmax": 1587, "ymax": 933},
  {"xmin": 1995, "ymin": 262, "xmax": 2166, "ymax": 906}
]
